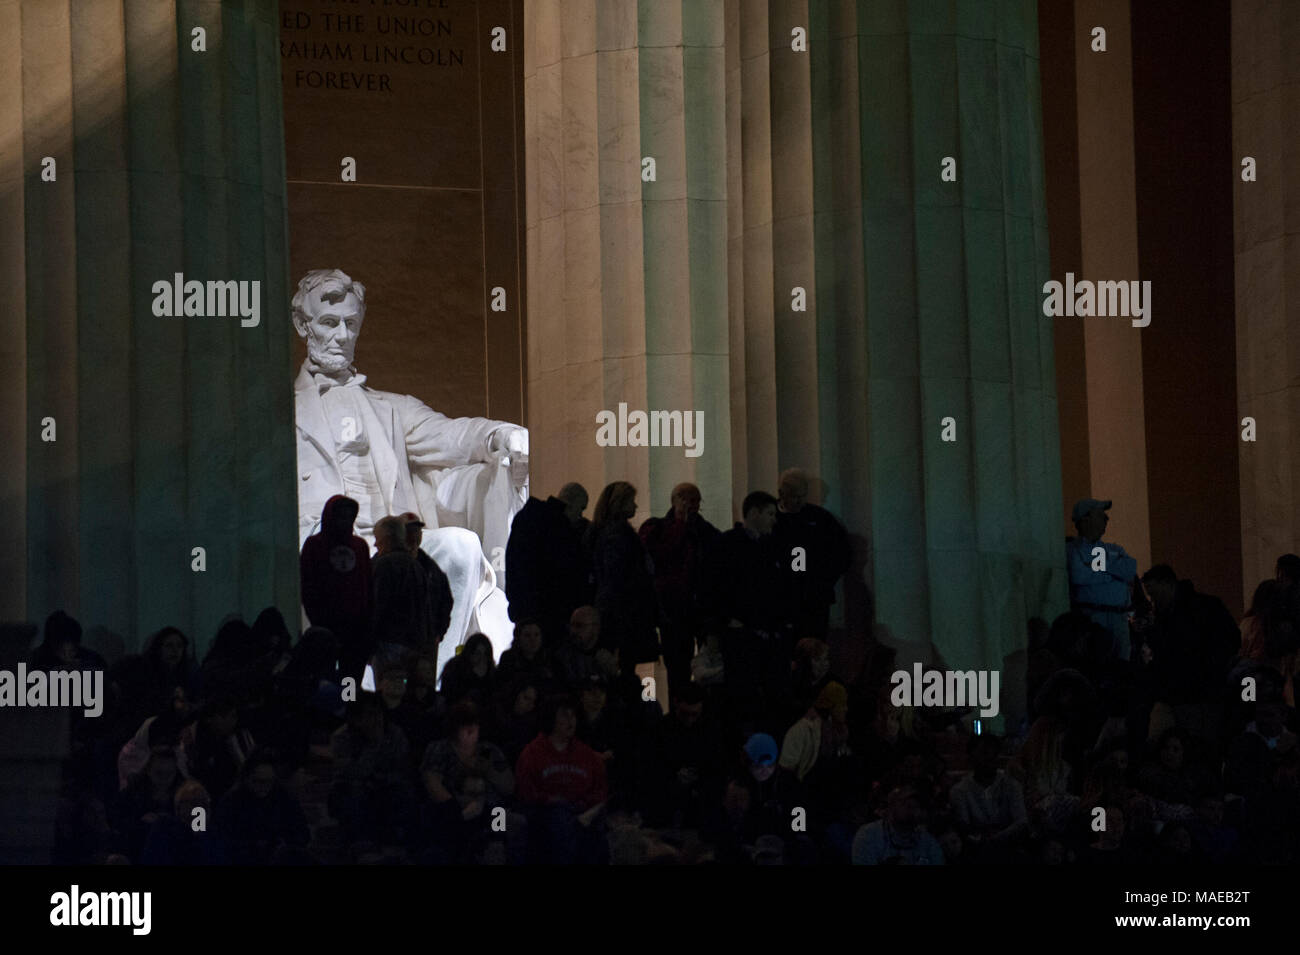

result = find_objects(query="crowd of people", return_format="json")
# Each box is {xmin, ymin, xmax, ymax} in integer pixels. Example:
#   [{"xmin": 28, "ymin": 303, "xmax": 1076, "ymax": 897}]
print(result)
[{"xmin": 30, "ymin": 474, "xmax": 1300, "ymax": 864}]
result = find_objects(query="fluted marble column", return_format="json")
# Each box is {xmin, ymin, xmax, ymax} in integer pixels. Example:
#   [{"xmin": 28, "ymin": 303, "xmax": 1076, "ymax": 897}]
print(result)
[
  {"xmin": 3, "ymin": 0, "xmax": 298, "ymax": 653},
  {"xmin": 1233, "ymin": 0, "xmax": 1300, "ymax": 593},
  {"xmin": 1073, "ymin": 0, "xmax": 1151, "ymax": 571},
  {"xmin": 526, "ymin": 0, "xmax": 1067, "ymax": 711},
  {"xmin": 525, "ymin": 0, "xmax": 732, "ymax": 526},
  {"xmin": 797, "ymin": 0, "xmax": 1068, "ymax": 682},
  {"xmin": 724, "ymin": 0, "xmax": 822, "ymax": 503}
]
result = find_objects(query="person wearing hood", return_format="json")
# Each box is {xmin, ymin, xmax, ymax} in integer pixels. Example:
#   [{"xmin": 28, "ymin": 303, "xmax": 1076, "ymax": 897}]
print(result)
[{"xmin": 300, "ymin": 494, "xmax": 372, "ymax": 682}]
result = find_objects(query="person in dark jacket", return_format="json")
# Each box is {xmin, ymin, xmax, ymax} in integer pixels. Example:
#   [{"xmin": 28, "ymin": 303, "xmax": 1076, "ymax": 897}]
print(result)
[
  {"xmin": 639, "ymin": 482, "xmax": 722, "ymax": 708},
  {"xmin": 369, "ymin": 515, "xmax": 436, "ymax": 660},
  {"xmin": 439, "ymin": 633, "xmax": 497, "ymax": 707},
  {"xmin": 31, "ymin": 610, "xmax": 106, "ymax": 672},
  {"xmin": 401, "ymin": 513, "xmax": 454, "ymax": 647},
  {"xmin": 300, "ymin": 494, "xmax": 372, "ymax": 682},
  {"xmin": 496, "ymin": 620, "xmax": 556, "ymax": 693},
  {"xmin": 505, "ymin": 483, "xmax": 591, "ymax": 648},
  {"xmin": 704, "ymin": 491, "xmax": 793, "ymax": 634},
  {"xmin": 250, "ymin": 607, "xmax": 294, "ymax": 664},
  {"xmin": 703, "ymin": 490, "xmax": 793, "ymax": 731},
  {"xmin": 774, "ymin": 468, "xmax": 851, "ymax": 641},
  {"xmin": 140, "ymin": 780, "xmax": 229, "ymax": 865},
  {"xmin": 141, "ymin": 626, "xmax": 197, "ymax": 715},
  {"xmin": 113, "ymin": 743, "xmax": 184, "ymax": 862},
  {"xmin": 485, "ymin": 676, "xmax": 542, "ymax": 767},
  {"xmin": 195, "ymin": 618, "xmax": 274, "ymax": 707},
  {"xmin": 420, "ymin": 702, "xmax": 516, "ymax": 863},
  {"xmin": 589, "ymin": 482, "xmax": 661, "ymax": 667},
  {"xmin": 553, "ymin": 606, "xmax": 619, "ymax": 691},
  {"xmin": 217, "ymin": 749, "xmax": 312, "ymax": 865},
  {"xmin": 258, "ymin": 626, "xmax": 342, "ymax": 768},
  {"xmin": 1140, "ymin": 565, "xmax": 1240, "ymax": 706},
  {"xmin": 639, "ymin": 682, "xmax": 726, "ymax": 828},
  {"xmin": 329, "ymin": 694, "xmax": 418, "ymax": 846},
  {"xmin": 183, "ymin": 696, "xmax": 256, "ymax": 801},
  {"xmin": 1139, "ymin": 564, "xmax": 1241, "ymax": 758}
]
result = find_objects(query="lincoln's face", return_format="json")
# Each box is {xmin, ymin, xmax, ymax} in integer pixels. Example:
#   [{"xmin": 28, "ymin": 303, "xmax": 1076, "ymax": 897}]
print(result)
[{"xmin": 295, "ymin": 285, "xmax": 364, "ymax": 373}]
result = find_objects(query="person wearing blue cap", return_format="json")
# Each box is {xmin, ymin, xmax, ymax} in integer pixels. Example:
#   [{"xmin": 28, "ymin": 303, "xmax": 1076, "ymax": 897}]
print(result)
[
  {"xmin": 738, "ymin": 733, "xmax": 784, "ymax": 835},
  {"xmin": 743, "ymin": 733, "xmax": 779, "ymax": 780},
  {"xmin": 1066, "ymin": 498, "xmax": 1138, "ymax": 660}
]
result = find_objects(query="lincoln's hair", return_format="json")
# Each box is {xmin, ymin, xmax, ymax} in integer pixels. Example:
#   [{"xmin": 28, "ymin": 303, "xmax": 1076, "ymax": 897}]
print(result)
[{"xmin": 291, "ymin": 268, "xmax": 366, "ymax": 326}]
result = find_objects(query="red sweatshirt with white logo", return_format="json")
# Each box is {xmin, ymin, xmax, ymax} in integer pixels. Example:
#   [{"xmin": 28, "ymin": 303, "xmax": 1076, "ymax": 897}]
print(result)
[{"xmin": 515, "ymin": 734, "xmax": 608, "ymax": 811}]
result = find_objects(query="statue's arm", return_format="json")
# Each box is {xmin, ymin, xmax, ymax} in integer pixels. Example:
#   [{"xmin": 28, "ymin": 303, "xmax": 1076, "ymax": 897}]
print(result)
[{"xmin": 398, "ymin": 394, "xmax": 512, "ymax": 468}]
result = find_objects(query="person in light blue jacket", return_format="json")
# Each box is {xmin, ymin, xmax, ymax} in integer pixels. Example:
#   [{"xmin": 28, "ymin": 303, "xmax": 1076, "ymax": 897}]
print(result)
[
  {"xmin": 852, "ymin": 784, "xmax": 944, "ymax": 865},
  {"xmin": 1066, "ymin": 498, "xmax": 1138, "ymax": 660}
]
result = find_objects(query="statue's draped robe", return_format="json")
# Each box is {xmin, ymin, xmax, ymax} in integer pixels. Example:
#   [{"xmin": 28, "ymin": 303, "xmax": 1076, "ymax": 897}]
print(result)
[{"xmin": 295, "ymin": 361, "xmax": 526, "ymax": 670}]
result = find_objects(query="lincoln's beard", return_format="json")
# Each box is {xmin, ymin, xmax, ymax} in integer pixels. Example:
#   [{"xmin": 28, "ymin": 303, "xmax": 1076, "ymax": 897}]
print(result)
[{"xmin": 308, "ymin": 340, "xmax": 354, "ymax": 375}]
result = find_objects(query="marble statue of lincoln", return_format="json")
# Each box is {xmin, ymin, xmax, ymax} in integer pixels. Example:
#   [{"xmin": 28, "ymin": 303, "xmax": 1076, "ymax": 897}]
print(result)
[{"xmin": 292, "ymin": 268, "xmax": 526, "ymax": 671}]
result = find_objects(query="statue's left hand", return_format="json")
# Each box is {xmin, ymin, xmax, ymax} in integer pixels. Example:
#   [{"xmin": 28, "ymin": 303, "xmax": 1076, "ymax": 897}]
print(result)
[{"xmin": 493, "ymin": 426, "xmax": 529, "ymax": 487}]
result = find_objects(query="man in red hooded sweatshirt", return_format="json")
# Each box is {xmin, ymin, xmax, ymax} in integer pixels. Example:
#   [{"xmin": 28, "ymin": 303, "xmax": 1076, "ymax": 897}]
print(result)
[{"xmin": 300, "ymin": 494, "xmax": 372, "ymax": 682}]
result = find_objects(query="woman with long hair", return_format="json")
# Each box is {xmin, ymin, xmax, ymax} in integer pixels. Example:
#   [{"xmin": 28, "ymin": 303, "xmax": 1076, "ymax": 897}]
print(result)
[
  {"xmin": 439, "ymin": 633, "xmax": 497, "ymax": 708},
  {"xmin": 142, "ymin": 626, "xmax": 197, "ymax": 713},
  {"xmin": 1236, "ymin": 579, "xmax": 1298, "ymax": 705},
  {"xmin": 588, "ymin": 482, "xmax": 661, "ymax": 666},
  {"xmin": 1011, "ymin": 715, "xmax": 1080, "ymax": 835},
  {"xmin": 1239, "ymin": 579, "xmax": 1280, "ymax": 660}
]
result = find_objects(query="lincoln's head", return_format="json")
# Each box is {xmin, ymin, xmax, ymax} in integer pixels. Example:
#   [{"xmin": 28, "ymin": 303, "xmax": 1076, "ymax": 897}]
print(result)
[{"xmin": 292, "ymin": 269, "xmax": 367, "ymax": 374}]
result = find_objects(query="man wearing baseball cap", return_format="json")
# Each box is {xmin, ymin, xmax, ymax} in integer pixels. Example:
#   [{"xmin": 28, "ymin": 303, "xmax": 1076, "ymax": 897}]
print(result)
[
  {"xmin": 1065, "ymin": 498, "xmax": 1138, "ymax": 660},
  {"xmin": 401, "ymin": 512, "xmax": 453, "ymax": 646}
]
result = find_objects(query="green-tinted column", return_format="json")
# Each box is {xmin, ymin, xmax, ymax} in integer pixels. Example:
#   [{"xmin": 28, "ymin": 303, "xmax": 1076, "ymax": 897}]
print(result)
[
  {"xmin": 17, "ymin": 0, "xmax": 297, "ymax": 654},
  {"xmin": 174, "ymin": 0, "xmax": 297, "ymax": 649},
  {"xmin": 769, "ymin": 0, "xmax": 820, "ymax": 475},
  {"xmin": 75, "ymin": 0, "xmax": 137, "ymax": 639},
  {"xmin": 122, "ymin": 0, "xmax": 189, "ymax": 645},
  {"xmin": 811, "ymin": 0, "xmax": 1066, "ymax": 715},
  {"xmin": 22, "ymin": 0, "xmax": 80, "ymax": 626}
]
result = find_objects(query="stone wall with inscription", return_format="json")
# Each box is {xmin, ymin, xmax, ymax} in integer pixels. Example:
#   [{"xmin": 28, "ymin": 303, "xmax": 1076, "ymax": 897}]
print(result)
[{"xmin": 280, "ymin": 0, "xmax": 525, "ymax": 422}]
